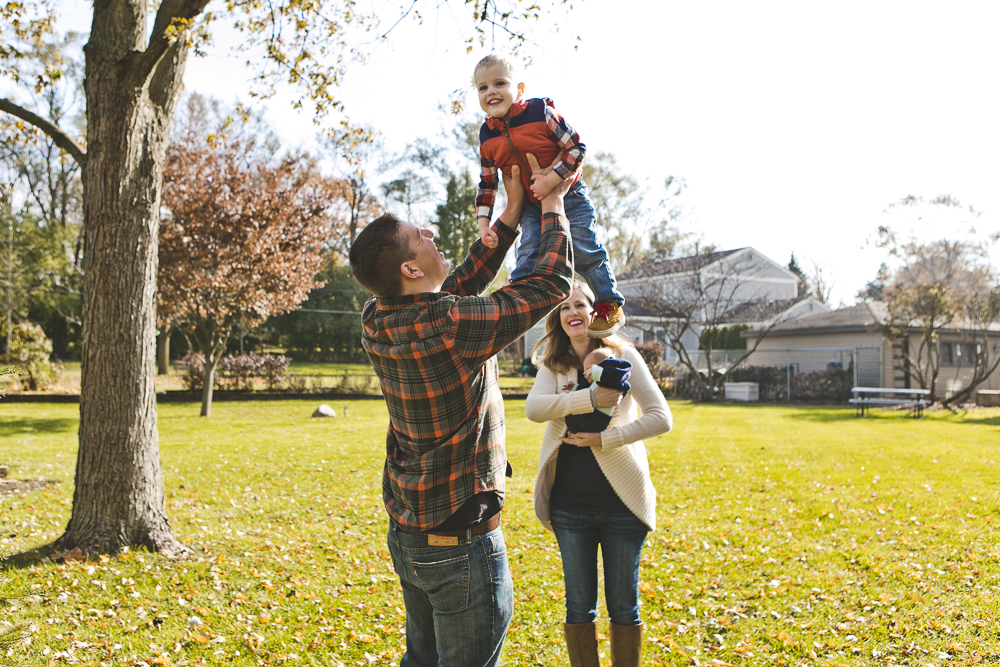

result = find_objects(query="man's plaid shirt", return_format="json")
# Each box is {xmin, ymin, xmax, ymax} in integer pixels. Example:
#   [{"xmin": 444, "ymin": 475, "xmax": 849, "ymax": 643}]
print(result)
[{"xmin": 362, "ymin": 214, "xmax": 574, "ymax": 531}]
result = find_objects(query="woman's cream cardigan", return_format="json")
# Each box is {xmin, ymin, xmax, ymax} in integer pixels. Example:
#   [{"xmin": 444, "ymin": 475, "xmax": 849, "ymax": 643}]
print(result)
[{"xmin": 525, "ymin": 345, "xmax": 672, "ymax": 532}]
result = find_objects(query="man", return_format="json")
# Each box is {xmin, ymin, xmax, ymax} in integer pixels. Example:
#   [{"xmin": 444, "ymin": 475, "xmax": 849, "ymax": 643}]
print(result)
[{"xmin": 349, "ymin": 157, "xmax": 574, "ymax": 666}]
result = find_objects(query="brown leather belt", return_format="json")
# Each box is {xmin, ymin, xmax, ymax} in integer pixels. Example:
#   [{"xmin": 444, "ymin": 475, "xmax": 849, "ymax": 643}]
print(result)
[
  {"xmin": 427, "ymin": 512, "xmax": 501, "ymax": 538},
  {"xmin": 395, "ymin": 513, "xmax": 502, "ymax": 546}
]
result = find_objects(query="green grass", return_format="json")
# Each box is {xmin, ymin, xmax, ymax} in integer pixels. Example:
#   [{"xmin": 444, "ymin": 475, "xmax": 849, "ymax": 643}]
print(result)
[
  {"xmin": 285, "ymin": 362, "xmax": 372, "ymax": 376},
  {"xmin": 2, "ymin": 402, "xmax": 1000, "ymax": 666}
]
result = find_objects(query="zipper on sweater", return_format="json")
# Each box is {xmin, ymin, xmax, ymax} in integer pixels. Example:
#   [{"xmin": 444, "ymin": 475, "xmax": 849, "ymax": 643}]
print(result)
[{"xmin": 501, "ymin": 127, "xmax": 531, "ymax": 181}]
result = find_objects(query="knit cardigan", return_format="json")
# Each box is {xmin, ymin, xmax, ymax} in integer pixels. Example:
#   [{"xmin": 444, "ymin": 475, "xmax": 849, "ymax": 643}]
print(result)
[{"xmin": 526, "ymin": 345, "xmax": 673, "ymax": 532}]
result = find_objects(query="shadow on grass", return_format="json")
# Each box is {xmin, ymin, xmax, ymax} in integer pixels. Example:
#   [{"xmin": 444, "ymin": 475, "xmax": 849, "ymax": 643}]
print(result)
[
  {"xmin": 947, "ymin": 412, "xmax": 1000, "ymax": 427},
  {"xmin": 689, "ymin": 400, "xmax": 863, "ymax": 423},
  {"xmin": 0, "ymin": 418, "xmax": 77, "ymax": 438},
  {"xmin": 0, "ymin": 540, "xmax": 63, "ymax": 571},
  {"xmin": 705, "ymin": 401, "xmax": 991, "ymax": 424}
]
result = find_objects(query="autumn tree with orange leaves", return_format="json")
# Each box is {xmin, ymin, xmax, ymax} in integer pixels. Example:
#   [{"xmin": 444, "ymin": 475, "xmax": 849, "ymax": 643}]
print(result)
[{"xmin": 159, "ymin": 116, "xmax": 334, "ymax": 417}]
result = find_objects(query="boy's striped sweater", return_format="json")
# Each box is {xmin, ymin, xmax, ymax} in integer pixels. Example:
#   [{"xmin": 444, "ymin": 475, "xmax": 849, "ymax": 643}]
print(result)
[{"xmin": 476, "ymin": 97, "xmax": 586, "ymax": 221}]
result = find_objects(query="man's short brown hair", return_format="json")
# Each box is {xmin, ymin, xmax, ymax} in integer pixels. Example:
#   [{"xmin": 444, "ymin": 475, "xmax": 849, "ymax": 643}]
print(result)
[{"xmin": 349, "ymin": 213, "xmax": 416, "ymax": 298}]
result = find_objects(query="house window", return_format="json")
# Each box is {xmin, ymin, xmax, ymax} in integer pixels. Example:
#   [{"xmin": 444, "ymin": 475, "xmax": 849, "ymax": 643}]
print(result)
[
  {"xmin": 941, "ymin": 342, "xmax": 979, "ymax": 366},
  {"xmin": 941, "ymin": 342, "xmax": 953, "ymax": 365}
]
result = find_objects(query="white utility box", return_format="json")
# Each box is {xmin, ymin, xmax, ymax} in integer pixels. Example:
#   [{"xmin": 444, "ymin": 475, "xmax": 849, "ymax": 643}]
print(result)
[{"xmin": 724, "ymin": 382, "xmax": 759, "ymax": 402}]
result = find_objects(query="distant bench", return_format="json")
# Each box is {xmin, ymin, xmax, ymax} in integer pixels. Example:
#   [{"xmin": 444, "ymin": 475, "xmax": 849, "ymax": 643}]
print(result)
[{"xmin": 849, "ymin": 387, "xmax": 931, "ymax": 417}]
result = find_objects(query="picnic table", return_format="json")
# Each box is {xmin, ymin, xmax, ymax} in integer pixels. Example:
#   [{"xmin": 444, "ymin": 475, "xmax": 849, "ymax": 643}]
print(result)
[{"xmin": 849, "ymin": 387, "xmax": 931, "ymax": 417}]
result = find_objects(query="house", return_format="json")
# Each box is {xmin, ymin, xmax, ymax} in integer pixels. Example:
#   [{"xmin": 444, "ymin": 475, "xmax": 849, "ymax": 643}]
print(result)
[
  {"xmin": 741, "ymin": 301, "xmax": 1000, "ymax": 397},
  {"xmin": 612, "ymin": 247, "xmax": 830, "ymax": 362}
]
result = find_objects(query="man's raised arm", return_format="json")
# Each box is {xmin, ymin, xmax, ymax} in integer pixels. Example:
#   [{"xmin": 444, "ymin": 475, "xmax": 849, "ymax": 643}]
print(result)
[
  {"xmin": 449, "ymin": 153, "xmax": 576, "ymax": 368},
  {"xmin": 441, "ymin": 165, "xmax": 525, "ymax": 297}
]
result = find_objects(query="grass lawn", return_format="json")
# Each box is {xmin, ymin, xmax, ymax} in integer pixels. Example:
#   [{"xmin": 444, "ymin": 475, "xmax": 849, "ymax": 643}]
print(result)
[
  {"xmin": 2, "ymin": 401, "xmax": 1000, "ymax": 666},
  {"xmin": 285, "ymin": 363, "xmax": 373, "ymax": 377}
]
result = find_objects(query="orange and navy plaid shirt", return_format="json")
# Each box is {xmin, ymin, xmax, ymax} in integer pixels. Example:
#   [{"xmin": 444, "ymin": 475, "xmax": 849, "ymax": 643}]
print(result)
[{"xmin": 362, "ymin": 214, "xmax": 574, "ymax": 531}]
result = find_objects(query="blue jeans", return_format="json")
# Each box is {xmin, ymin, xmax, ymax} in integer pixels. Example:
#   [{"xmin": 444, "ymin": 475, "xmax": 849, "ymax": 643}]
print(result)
[
  {"xmin": 509, "ymin": 181, "xmax": 624, "ymax": 306},
  {"xmin": 387, "ymin": 521, "xmax": 513, "ymax": 666},
  {"xmin": 549, "ymin": 507, "xmax": 648, "ymax": 626}
]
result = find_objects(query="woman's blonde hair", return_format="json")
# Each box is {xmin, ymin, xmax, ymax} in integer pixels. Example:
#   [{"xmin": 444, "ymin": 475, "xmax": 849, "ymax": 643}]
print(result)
[{"xmin": 531, "ymin": 281, "xmax": 628, "ymax": 374}]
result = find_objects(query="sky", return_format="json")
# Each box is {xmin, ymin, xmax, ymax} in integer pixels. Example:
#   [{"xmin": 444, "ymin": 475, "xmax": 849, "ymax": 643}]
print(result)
[{"xmin": 51, "ymin": 0, "xmax": 1000, "ymax": 306}]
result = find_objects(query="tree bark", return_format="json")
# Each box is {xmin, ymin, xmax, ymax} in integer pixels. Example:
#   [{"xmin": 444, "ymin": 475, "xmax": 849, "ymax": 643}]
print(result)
[
  {"xmin": 200, "ymin": 352, "xmax": 220, "ymax": 418},
  {"xmin": 60, "ymin": 1, "xmax": 200, "ymax": 557},
  {"xmin": 157, "ymin": 326, "xmax": 171, "ymax": 375}
]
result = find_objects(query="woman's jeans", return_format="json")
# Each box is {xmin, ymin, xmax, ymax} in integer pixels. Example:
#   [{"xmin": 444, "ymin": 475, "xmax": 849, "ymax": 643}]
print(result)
[
  {"xmin": 509, "ymin": 180, "xmax": 624, "ymax": 306},
  {"xmin": 550, "ymin": 507, "xmax": 648, "ymax": 626},
  {"xmin": 387, "ymin": 521, "xmax": 513, "ymax": 667}
]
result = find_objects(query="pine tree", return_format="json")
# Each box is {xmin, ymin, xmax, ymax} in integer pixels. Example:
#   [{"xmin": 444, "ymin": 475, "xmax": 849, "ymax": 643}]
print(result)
[
  {"xmin": 434, "ymin": 172, "xmax": 479, "ymax": 267},
  {"xmin": 856, "ymin": 262, "xmax": 890, "ymax": 302},
  {"xmin": 788, "ymin": 253, "xmax": 810, "ymax": 297}
]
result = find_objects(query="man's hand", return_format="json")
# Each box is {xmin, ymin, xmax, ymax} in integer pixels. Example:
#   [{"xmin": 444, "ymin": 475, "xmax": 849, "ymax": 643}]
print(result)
[
  {"xmin": 526, "ymin": 153, "xmax": 574, "ymax": 217},
  {"xmin": 593, "ymin": 385, "xmax": 623, "ymax": 409},
  {"xmin": 497, "ymin": 165, "xmax": 524, "ymax": 231}
]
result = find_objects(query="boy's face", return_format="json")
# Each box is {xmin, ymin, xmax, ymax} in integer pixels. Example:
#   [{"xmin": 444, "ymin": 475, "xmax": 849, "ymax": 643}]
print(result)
[{"xmin": 475, "ymin": 64, "xmax": 524, "ymax": 119}]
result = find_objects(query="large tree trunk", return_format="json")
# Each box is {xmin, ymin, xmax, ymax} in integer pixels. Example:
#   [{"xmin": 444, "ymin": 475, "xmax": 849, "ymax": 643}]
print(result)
[{"xmin": 61, "ymin": 1, "xmax": 197, "ymax": 557}]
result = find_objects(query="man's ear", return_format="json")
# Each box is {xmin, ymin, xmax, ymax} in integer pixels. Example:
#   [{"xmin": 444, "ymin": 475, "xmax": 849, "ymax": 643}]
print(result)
[
  {"xmin": 516, "ymin": 82, "xmax": 525, "ymax": 100},
  {"xmin": 400, "ymin": 260, "xmax": 423, "ymax": 280}
]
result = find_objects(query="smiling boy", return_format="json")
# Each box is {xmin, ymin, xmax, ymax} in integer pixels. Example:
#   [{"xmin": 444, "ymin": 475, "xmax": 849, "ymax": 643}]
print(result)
[{"xmin": 473, "ymin": 53, "xmax": 626, "ymax": 337}]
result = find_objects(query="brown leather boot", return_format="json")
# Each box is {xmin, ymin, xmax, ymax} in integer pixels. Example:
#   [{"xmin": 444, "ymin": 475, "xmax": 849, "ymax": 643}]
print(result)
[
  {"xmin": 564, "ymin": 621, "xmax": 600, "ymax": 667},
  {"xmin": 609, "ymin": 622, "xmax": 643, "ymax": 666}
]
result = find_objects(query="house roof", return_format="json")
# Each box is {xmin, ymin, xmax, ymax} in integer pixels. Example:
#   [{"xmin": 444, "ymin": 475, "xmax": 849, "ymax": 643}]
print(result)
[
  {"xmin": 624, "ymin": 295, "xmax": 821, "ymax": 323},
  {"xmin": 745, "ymin": 302, "xmax": 889, "ymax": 337},
  {"xmin": 618, "ymin": 248, "xmax": 741, "ymax": 280},
  {"xmin": 723, "ymin": 295, "xmax": 814, "ymax": 322}
]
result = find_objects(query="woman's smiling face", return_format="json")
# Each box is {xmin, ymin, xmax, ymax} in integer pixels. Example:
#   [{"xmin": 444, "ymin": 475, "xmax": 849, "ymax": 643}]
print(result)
[{"xmin": 559, "ymin": 288, "xmax": 593, "ymax": 340}]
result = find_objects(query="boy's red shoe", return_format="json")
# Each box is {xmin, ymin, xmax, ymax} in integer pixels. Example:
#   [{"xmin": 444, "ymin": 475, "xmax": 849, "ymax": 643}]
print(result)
[{"xmin": 587, "ymin": 302, "xmax": 625, "ymax": 338}]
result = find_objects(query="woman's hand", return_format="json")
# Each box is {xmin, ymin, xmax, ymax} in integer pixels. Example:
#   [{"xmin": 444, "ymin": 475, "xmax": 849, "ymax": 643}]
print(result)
[
  {"xmin": 593, "ymin": 385, "xmax": 623, "ymax": 409},
  {"xmin": 560, "ymin": 431, "xmax": 602, "ymax": 448}
]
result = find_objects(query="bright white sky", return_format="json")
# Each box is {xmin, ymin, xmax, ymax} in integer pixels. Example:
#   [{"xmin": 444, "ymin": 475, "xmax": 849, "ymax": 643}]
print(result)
[{"xmin": 54, "ymin": 0, "xmax": 1000, "ymax": 306}]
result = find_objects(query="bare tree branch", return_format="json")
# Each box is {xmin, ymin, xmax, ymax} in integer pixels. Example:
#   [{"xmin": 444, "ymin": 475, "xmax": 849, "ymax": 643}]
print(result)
[{"xmin": 0, "ymin": 97, "xmax": 86, "ymax": 166}]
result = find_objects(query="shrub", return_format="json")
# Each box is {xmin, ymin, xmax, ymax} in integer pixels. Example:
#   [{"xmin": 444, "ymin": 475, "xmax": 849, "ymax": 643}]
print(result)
[
  {"xmin": 0, "ymin": 366, "xmax": 16, "ymax": 398},
  {"xmin": 791, "ymin": 368, "xmax": 853, "ymax": 402},
  {"xmin": 179, "ymin": 352, "xmax": 206, "ymax": 392},
  {"xmin": 5, "ymin": 323, "xmax": 62, "ymax": 391},
  {"xmin": 726, "ymin": 365, "xmax": 789, "ymax": 402},
  {"xmin": 179, "ymin": 352, "xmax": 290, "ymax": 392},
  {"xmin": 725, "ymin": 365, "xmax": 853, "ymax": 403},
  {"xmin": 636, "ymin": 340, "xmax": 664, "ymax": 368}
]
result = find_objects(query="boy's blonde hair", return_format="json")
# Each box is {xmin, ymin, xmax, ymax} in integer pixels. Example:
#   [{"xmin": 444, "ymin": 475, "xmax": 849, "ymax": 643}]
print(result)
[{"xmin": 474, "ymin": 53, "xmax": 518, "ymax": 80}]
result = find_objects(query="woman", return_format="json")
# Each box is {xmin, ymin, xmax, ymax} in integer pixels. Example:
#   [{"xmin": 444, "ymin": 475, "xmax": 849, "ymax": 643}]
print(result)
[{"xmin": 526, "ymin": 282, "xmax": 672, "ymax": 667}]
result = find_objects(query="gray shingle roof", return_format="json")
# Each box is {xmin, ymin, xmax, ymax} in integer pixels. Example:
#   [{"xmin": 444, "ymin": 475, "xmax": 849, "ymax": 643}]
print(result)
[
  {"xmin": 753, "ymin": 302, "xmax": 889, "ymax": 336},
  {"xmin": 619, "ymin": 248, "xmax": 742, "ymax": 280},
  {"xmin": 722, "ymin": 296, "xmax": 811, "ymax": 321}
]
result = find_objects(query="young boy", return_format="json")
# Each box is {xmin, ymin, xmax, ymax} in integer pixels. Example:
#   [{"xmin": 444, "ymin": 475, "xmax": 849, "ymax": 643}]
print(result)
[
  {"xmin": 563, "ymin": 348, "xmax": 632, "ymax": 434},
  {"xmin": 473, "ymin": 53, "xmax": 626, "ymax": 337}
]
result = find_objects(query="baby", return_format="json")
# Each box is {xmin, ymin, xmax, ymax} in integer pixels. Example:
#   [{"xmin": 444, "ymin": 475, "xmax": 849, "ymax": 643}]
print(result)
[
  {"xmin": 472, "ymin": 53, "xmax": 626, "ymax": 338},
  {"xmin": 563, "ymin": 348, "xmax": 632, "ymax": 435}
]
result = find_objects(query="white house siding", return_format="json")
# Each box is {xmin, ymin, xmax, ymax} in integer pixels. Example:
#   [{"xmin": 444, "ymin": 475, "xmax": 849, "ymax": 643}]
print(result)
[
  {"xmin": 750, "ymin": 332, "xmax": 885, "ymax": 353},
  {"xmin": 899, "ymin": 332, "xmax": 1000, "ymax": 397},
  {"xmin": 745, "ymin": 330, "xmax": 1000, "ymax": 397},
  {"xmin": 744, "ymin": 331, "xmax": 886, "ymax": 385},
  {"xmin": 617, "ymin": 248, "xmax": 799, "ymax": 306}
]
